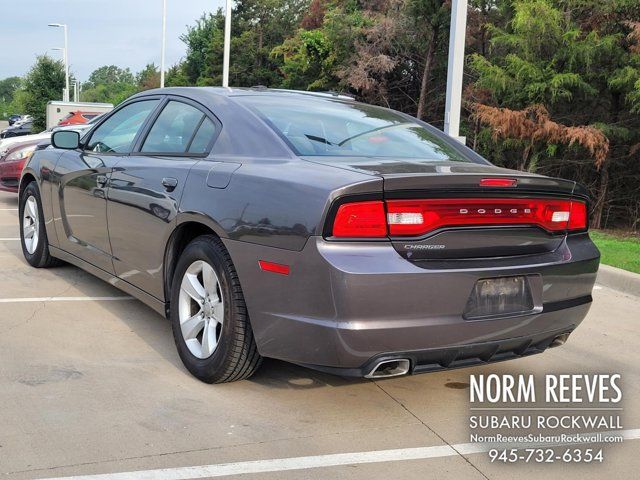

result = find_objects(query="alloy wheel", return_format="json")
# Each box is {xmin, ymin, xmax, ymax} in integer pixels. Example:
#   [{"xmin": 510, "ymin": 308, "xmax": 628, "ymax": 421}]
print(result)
[
  {"xmin": 178, "ymin": 260, "xmax": 224, "ymax": 359},
  {"xmin": 22, "ymin": 196, "xmax": 39, "ymax": 255}
]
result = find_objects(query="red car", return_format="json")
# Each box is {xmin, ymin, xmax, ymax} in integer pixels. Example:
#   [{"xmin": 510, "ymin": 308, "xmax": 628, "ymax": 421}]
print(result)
[
  {"xmin": 57, "ymin": 111, "xmax": 101, "ymax": 126},
  {"xmin": 0, "ymin": 140, "xmax": 39, "ymax": 193}
]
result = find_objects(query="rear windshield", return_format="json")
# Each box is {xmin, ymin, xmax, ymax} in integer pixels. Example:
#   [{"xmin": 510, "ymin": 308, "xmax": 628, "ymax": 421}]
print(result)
[{"xmin": 235, "ymin": 95, "xmax": 468, "ymax": 161}]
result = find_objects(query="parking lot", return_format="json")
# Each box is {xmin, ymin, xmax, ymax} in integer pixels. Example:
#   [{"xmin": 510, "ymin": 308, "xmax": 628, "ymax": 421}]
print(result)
[{"xmin": 0, "ymin": 189, "xmax": 638, "ymax": 480}]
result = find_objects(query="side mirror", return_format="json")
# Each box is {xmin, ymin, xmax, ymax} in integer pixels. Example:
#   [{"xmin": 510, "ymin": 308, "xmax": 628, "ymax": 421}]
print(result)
[{"xmin": 52, "ymin": 130, "xmax": 80, "ymax": 150}]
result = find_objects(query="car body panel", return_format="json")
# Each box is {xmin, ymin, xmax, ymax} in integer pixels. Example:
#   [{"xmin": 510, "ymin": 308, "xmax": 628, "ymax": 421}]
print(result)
[
  {"xmin": 107, "ymin": 154, "xmax": 197, "ymax": 299},
  {"xmin": 52, "ymin": 150, "xmax": 119, "ymax": 273}
]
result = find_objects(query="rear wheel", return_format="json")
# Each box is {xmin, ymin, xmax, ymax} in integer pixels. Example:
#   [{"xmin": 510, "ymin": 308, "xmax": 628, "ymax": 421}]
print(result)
[
  {"xmin": 19, "ymin": 181, "xmax": 62, "ymax": 268},
  {"xmin": 170, "ymin": 235, "xmax": 262, "ymax": 383}
]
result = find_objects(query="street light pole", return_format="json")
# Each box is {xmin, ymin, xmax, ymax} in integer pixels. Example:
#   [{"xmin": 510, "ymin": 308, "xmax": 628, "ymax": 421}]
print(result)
[
  {"xmin": 222, "ymin": 0, "xmax": 232, "ymax": 87},
  {"xmin": 160, "ymin": 0, "xmax": 167, "ymax": 88},
  {"xmin": 51, "ymin": 47, "xmax": 66, "ymax": 101},
  {"xmin": 443, "ymin": 0, "xmax": 468, "ymax": 143},
  {"xmin": 48, "ymin": 23, "xmax": 70, "ymax": 102}
]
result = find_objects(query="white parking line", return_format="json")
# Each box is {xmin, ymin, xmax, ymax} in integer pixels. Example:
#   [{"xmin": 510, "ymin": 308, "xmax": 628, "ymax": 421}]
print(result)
[
  {"xmin": 0, "ymin": 296, "xmax": 134, "ymax": 303},
  {"xmin": 0, "ymin": 208, "xmax": 18, "ymax": 211},
  {"xmin": 40, "ymin": 428, "xmax": 640, "ymax": 480},
  {"xmin": 0, "ymin": 237, "xmax": 19, "ymax": 241}
]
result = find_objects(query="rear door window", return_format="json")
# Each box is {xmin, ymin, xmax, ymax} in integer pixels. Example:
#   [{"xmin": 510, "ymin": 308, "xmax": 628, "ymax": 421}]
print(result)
[
  {"xmin": 141, "ymin": 101, "xmax": 212, "ymax": 154},
  {"xmin": 187, "ymin": 118, "xmax": 216, "ymax": 154}
]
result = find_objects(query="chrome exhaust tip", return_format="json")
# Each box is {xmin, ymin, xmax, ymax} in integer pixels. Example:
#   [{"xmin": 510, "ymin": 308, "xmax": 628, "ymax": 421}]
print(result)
[
  {"xmin": 365, "ymin": 359, "xmax": 411, "ymax": 379},
  {"xmin": 550, "ymin": 333, "xmax": 570, "ymax": 348}
]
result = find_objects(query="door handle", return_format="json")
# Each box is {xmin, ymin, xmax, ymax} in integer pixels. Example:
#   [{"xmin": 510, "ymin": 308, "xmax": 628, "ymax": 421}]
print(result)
[
  {"xmin": 96, "ymin": 174, "xmax": 108, "ymax": 187},
  {"xmin": 162, "ymin": 177, "xmax": 178, "ymax": 192}
]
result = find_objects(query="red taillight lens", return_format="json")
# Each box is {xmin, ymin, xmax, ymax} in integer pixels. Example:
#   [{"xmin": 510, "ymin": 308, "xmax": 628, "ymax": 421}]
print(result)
[
  {"xmin": 332, "ymin": 200, "xmax": 387, "ymax": 238},
  {"xmin": 332, "ymin": 198, "xmax": 587, "ymax": 238},
  {"xmin": 568, "ymin": 200, "xmax": 588, "ymax": 231},
  {"xmin": 385, "ymin": 198, "xmax": 588, "ymax": 236}
]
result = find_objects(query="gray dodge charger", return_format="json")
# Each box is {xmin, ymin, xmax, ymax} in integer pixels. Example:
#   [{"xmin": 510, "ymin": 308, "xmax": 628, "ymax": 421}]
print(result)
[{"xmin": 19, "ymin": 87, "xmax": 600, "ymax": 383}]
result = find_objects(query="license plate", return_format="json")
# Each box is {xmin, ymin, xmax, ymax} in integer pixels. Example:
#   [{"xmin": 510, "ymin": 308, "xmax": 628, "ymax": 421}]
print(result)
[{"xmin": 464, "ymin": 276, "xmax": 534, "ymax": 319}]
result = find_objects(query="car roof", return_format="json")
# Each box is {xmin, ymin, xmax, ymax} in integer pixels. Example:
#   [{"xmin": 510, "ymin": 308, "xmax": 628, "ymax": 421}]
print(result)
[{"xmin": 137, "ymin": 86, "xmax": 355, "ymax": 101}]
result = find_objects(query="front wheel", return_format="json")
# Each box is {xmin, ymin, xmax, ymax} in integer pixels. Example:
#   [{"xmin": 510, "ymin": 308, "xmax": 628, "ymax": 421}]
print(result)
[
  {"xmin": 170, "ymin": 235, "xmax": 262, "ymax": 383},
  {"xmin": 19, "ymin": 181, "xmax": 62, "ymax": 268}
]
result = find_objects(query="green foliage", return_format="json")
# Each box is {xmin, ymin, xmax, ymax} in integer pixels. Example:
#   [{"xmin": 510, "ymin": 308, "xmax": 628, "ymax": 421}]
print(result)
[
  {"xmin": 84, "ymin": 65, "xmax": 135, "ymax": 89},
  {"xmin": 0, "ymin": 76, "xmax": 22, "ymax": 121},
  {"xmin": 0, "ymin": 76, "xmax": 21, "ymax": 103},
  {"xmin": 165, "ymin": 64, "xmax": 190, "ymax": 87},
  {"xmin": 21, "ymin": 56, "xmax": 65, "ymax": 131},
  {"xmin": 468, "ymin": 0, "xmax": 640, "ymax": 229},
  {"xmin": 176, "ymin": 0, "xmax": 310, "ymax": 88},
  {"xmin": 273, "ymin": 28, "xmax": 337, "ymax": 90},
  {"xmin": 82, "ymin": 65, "xmax": 138, "ymax": 105},
  {"xmin": 137, "ymin": 64, "xmax": 161, "ymax": 90}
]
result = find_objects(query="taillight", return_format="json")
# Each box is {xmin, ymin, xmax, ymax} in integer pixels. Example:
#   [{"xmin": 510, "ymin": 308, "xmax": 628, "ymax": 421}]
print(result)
[
  {"xmin": 568, "ymin": 201, "xmax": 588, "ymax": 231},
  {"xmin": 331, "ymin": 198, "xmax": 587, "ymax": 238},
  {"xmin": 386, "ymin": 198, "xmax": 588, "ymax": 236},
  {"xmin": 332, "ymin": 201, "xmax": 387, "ymax": 238}
]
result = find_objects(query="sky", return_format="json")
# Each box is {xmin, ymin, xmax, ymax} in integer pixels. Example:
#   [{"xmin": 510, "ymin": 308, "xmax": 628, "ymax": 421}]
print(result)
[{"xmin": 0, "ymin": 0, "xmax": 224, "ymax": 81}]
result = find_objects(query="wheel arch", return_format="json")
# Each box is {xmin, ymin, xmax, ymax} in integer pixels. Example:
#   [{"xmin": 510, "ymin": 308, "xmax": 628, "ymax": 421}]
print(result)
[
  {"xmin": 163, "ymin": 213, "xmax": 228, "ymax": 316},
  {"xmin": 19, "ymin": 171, "xmax": 37, "ymax": 196}
]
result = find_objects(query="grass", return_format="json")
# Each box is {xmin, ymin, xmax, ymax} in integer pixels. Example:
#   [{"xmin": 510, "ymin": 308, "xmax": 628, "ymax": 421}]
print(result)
[{"xmin": 590, "ymin": 231, "xmax": 640, "ymax": 274}]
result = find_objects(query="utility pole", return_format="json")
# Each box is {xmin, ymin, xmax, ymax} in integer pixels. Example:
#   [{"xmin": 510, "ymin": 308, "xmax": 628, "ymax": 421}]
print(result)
[
  {"xmin": 443, "ymin": 0, "xmax": 468, "ymax": 143},
  {"xmin": 160, "ymin": 0, "xmax": 167, "ymax": 88},
  {"xmin": 222, "ymin": 0, "xmax": 232, "ymax": 87}
]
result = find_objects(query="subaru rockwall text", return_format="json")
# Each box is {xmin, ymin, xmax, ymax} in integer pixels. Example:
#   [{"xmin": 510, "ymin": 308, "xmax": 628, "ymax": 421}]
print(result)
[{"xmin": 19, "ymin": 87, "xmax": 599, "ymax": 383}]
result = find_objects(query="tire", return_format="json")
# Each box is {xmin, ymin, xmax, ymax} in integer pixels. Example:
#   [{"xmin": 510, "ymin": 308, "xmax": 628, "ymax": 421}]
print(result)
[
  {"xmin": 170, "ymin": 235, "xmax": 262, "ymax": 383},
  {"xmin": 19, "ymin": 181, "xmax": 62, "ymax": 268}
]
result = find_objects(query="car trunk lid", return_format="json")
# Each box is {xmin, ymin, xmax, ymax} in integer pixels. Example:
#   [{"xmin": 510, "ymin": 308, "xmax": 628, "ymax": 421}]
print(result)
[{"xmin": 310, "ymin": 158, "xmax": 580, "ymax": 261}]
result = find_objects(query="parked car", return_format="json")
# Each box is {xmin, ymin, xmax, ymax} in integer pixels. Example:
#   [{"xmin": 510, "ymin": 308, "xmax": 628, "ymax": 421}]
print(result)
[
  {"xmin": 0, "ymin": 131, "xmax": 51, "ymax": 156},
  {"xmin": 19, "ymin": 87, "xmax": 600, "ymax": 383},
  {"xmin": 1, "ymin": 120, "xmax": 33, "ymax": 139},
  {"xmin": 57, "ymin": 111, "xmax": 102, "ymax": 127},
  {"xmin": 8, "ymin": 114, "xmax": 22, "ymax": 126},
  {"xmin": 0, "ymin": 140, "xmax": 38, "ymax": 193}
]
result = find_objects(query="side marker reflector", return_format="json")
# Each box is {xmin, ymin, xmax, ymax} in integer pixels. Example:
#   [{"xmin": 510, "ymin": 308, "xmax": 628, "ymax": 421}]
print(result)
[{"xmin": 258, "ymin": 260, "xmax": 290, "ymax": 275}]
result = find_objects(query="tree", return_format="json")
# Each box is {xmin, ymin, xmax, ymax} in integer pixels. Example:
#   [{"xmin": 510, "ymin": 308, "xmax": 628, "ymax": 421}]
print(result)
[
  {"xmin": 165, "ymin": 64, "xmax": 190, "ymax": 87},
  {"xmin": 137, "ymin": 63, "xmax": 161, "ymax": 90},
  {"xmin": 467, "ymin": 0, "xmax": 640, "ymax": 228},
  {"xmin": 22, "ymin": 56, "xmax": 65, "ymax": 131},
  {"xmin": 84, "ymin": 65, "xmax": 135, "ymax": 90},
  {"xmin": 0, "ymin": 76, "xmax": 21, "ymax": 103},
  {"xmin": 179, "ymin": 1, "xmax": 309, "ymax": 88},
  {"xmin": 0, "ymin": 76, "xmax": 22, "ymax": 119},
  {"xmin": 81, "ymin": 65, "xmax": 137, "ymax": 105}
]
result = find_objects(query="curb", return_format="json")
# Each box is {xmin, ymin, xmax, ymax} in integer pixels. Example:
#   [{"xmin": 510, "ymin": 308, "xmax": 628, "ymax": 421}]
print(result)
[{"xmin": 596, "ymin": 264, "xmax": 640, "ymax": 297}]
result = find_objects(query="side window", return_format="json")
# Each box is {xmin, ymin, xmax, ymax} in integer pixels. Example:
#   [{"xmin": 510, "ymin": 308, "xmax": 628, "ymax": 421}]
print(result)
[
  {"xmin": 141, "ymin": 101, "xmax": 211, "ymax": 154},
  {"xmin": 188, "ymin": 118, "xmax": 216, "ymax": 154},
  {"xmin": 86, "ymin": 100, "xmax": 159, "ymax": 153}
]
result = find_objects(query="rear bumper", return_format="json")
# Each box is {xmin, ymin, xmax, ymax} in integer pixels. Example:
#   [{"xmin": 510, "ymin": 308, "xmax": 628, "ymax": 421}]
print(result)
[{"xmin": 226, "ymin": 233, "xmax": 599, "ymax": 374}]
